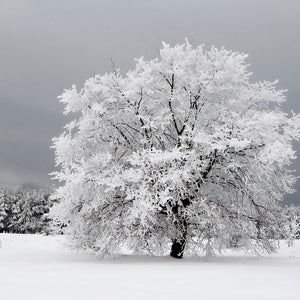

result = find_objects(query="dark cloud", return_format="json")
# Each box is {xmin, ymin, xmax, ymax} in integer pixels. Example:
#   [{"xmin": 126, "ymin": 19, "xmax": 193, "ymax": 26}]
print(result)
[{"xmin": 0, "ymin": 0, "xmax": 299, "ymax": 204}]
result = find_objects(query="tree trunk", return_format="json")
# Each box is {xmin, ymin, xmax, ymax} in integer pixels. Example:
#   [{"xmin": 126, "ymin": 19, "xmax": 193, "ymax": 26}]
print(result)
[
  {"xmin": 170, "ymin": 238, "xmax": 186, "ymax": 258},
  {"xmin": 170, "ymin": 219, "xmax": 187, "ymax": 259}
]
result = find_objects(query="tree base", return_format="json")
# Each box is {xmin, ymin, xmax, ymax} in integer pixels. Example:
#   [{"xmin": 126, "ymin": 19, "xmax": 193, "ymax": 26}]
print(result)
[{"xmin": 170, "ymin": 239, "xmax": 185, "ymax": 259}]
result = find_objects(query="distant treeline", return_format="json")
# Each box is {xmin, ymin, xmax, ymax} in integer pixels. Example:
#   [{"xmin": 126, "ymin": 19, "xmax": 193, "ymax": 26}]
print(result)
[
  {"xmin": 0, "ymin": 184, "xmax": 299, "ymax": 240},
  {"xmin": 0, "ymin": 185, "xmax": 59, "ymax": 234}
]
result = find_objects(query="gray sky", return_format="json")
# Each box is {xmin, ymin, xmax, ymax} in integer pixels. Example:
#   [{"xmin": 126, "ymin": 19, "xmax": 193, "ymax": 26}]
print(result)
[{"xmin": 0, "ymin": 0, "xmax": 299, "ymax": 204}]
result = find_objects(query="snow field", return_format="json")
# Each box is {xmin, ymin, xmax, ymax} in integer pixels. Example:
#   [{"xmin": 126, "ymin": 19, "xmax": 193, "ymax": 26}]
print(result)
[{"xmin": 0, "ymin": 234, "xmax": 299, "ymax": 300}]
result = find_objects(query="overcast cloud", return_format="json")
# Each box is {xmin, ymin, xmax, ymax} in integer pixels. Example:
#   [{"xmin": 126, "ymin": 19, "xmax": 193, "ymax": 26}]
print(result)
[{"xmin": 0, "ymin": 0, "xmax": 299, "ymax": 204}]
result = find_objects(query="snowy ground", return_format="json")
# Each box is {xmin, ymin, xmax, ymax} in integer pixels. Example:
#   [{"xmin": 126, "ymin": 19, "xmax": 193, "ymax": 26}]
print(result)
[{"xmin": 0, "ymin": 234, "xmax": 299, "ymax": 300}]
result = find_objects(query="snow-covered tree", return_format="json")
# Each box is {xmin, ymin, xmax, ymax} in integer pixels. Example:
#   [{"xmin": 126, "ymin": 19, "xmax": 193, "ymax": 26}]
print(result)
[
  {"xmin": 283, "ymin": 205, "xmax": 300, "ymax": 245},
  {"xmin": 52, "ymin": 41, "xmax": 300, "ymax": 258},
  {"xmin": 13, "ymin": 188, "xmax": 51, "ymax": 234},
  {"xmin": 0, "ymin": 186, "xmax": 18, "ymax": 232}
]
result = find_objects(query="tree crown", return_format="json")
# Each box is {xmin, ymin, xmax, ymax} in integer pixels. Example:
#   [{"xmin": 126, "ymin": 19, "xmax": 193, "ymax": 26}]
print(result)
[{"xmin": 52, "ymin": 41, "xmax": 300, "ymax": 257}]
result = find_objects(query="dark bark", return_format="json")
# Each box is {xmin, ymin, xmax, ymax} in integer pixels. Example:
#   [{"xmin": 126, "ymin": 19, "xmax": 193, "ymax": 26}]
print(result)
[
  {"xmin": 170, "ymin": 237, "xmax": 186, "ymax": 258},
  {"xmin": 170, "ymin": 219, "xmax": 187, "ymax": 259}
]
